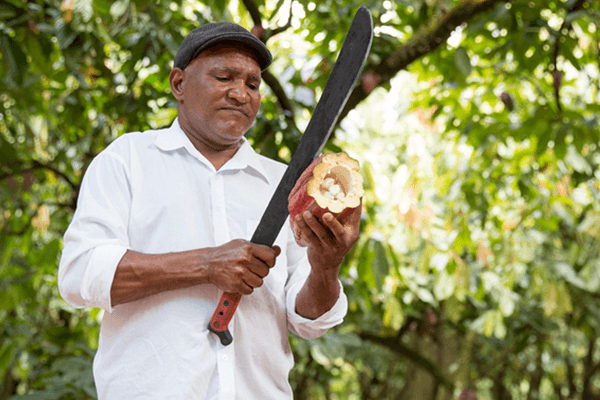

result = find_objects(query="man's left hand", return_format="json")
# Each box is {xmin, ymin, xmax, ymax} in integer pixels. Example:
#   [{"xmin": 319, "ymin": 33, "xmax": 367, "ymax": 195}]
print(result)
[{"xmin": 293, "ymin": 201, "xmax": 362, "ymax": 272}]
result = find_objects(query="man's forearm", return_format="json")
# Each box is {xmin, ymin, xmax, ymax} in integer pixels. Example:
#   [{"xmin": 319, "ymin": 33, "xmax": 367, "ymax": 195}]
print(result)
[
  {"xmin": 111, "ymin": 249, "xmax": 211, "ymax": 306},
  {"xmin": 294, "ymin": 267, "xmax": 341, "ymax": 320}
]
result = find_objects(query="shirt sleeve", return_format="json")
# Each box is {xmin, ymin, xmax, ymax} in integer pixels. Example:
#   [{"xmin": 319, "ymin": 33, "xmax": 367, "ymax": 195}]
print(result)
[
  {"xmin": 284, "ymin": 224, "xmax": 348, "ymax": 339},
  {"xmin": 58, "ymin": 146, "xmax": 131, "ymax": 313}
]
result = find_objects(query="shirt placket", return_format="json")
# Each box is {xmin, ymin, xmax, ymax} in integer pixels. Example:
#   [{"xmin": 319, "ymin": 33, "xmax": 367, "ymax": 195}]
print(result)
[{"xmin": 210, "ymin": 173, "xmax": 236, "ymax": 400}]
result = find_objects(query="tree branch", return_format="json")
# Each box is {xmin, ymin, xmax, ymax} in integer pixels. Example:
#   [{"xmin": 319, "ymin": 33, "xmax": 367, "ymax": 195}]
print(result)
[
  {"xmin": 0, "ymin": 160, "xmax": 78, "ymax": 191},
  {"xmin": 0, "ymin": 368, "xmax": 19, "ymax": 400},
  {"xmin": 338, "ymin": 0, "xmax": 512, "ymax": 123},
  {"xmin": 565, "ymin": 353, "xmax": 577, "ymax": 397},
  {"xmin": 582, "ymin": 336, "xmax": 600, "ymax": 399},
  {"xmin": 240, "ymin": 0, "xmax": 297, "ymax": 127},
  {"xmin": 32, "ymin": 160, "xmax": 78, "ymax": 190},
  {"xmin": 240, "ymin": 0, "xmax": 262, "ymax": 27},
  {"xmin": 550, "ymin": 0, "xmax": 588, "ymax": 113},
  {"xmin": 262, "ymin": 70, "xmax": 295, "ymax": 120},
  {"xmin": 267, "ymin": 0, "xmax": 293, "ymax": 39},
  {"xmin": 359, "ymin": 331, "xmax": 455, "ymax": 393}
]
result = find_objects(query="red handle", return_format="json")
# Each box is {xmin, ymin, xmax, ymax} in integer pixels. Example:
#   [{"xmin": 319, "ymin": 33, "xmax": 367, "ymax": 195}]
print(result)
[{"xmin": 207, "ymin": 292, "xmax": 242, "ymax": 346}]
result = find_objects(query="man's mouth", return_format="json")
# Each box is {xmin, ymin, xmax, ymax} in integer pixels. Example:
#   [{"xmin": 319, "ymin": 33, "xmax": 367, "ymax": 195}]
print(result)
[{"xmin": 220, "ymin": 108, "xmax": 249, "ymax": 118}]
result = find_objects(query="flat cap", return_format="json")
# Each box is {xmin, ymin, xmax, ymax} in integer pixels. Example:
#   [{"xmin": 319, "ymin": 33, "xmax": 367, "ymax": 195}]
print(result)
[{"xmin": 174, "ymin": 22, "xmax": 272, "ymax": 71}]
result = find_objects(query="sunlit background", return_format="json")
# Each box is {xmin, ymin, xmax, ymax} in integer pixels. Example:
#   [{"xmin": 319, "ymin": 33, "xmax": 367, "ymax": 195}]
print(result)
[{"xmin": 1, "ymin": 0, "xmax": 600, "ymax": 399}]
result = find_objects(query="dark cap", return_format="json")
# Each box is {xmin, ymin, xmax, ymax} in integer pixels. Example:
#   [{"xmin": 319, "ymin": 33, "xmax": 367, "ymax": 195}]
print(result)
[{"xmin": 174, "ymin": 22, "xmax": 272, "ymax": 71}]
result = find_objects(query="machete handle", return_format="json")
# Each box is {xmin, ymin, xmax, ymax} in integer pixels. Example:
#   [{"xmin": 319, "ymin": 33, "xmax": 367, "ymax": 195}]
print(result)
[{"xmin": 208, "ymin": 292, "xmax": 242, "ymax": 346}]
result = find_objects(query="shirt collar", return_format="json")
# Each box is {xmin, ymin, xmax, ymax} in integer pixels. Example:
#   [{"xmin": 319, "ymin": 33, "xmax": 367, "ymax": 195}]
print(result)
[
  {"xmin": 155, "ymin": 118, "xmax": 271, "ymax": 183},
  {"xmin": 154, "ymin": 118, "xmax": 191, "ymax": 152}
]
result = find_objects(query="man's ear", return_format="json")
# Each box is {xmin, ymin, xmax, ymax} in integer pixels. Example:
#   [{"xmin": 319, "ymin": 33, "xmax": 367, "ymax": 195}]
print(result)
[{"xmin": 169, "ymin": 68, "xmax": 185, "ymax": 100}]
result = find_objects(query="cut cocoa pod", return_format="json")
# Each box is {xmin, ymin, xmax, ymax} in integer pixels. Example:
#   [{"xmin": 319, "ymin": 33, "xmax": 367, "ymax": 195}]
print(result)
[{"xmin": 288, "ymin": 152, "xmax": 364, "ymax": 237}]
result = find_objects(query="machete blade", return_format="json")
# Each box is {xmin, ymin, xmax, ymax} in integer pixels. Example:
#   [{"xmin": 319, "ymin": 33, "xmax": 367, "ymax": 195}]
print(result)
[{"xmin": 209, "ymin": 6, "xmax": 373, "ymax": 346}]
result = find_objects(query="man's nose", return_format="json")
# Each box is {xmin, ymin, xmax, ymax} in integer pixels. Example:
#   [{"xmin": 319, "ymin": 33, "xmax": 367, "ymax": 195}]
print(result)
[{"xmin": 228, "ymin": 81, "xmax": 249, "ymax": 102}]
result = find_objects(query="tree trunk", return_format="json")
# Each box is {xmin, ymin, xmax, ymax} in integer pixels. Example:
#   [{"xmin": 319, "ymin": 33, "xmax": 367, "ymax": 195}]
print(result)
[
  {"xmin": 0, "ymin": 370, "xmax": 18, "ymax": 400},
  {"xmin": 492, "ymin": 370, "xmax": 512, "ymax": 400},
  {"xmin": 526, "ymin": 348, "xmax": 543, "ymax": 400},
  {"xmin": 582, "ymin": 337, "xmax": 600, "ymax": 400},
  {"xmin": 396, "ymin": 329, "xmax": 461, "ymax": 400}
]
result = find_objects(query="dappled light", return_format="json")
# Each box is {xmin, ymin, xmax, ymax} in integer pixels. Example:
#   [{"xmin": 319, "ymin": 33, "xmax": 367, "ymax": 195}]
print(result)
[{"xmin": 1, "ymin": 0, "xmax": 600, "ymax": 399}]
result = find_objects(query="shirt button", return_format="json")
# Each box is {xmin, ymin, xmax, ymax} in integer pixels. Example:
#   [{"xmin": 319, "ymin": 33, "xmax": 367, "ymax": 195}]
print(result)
[{"xmin": 222, "ymin": 355, "xmax": 228, "ymax": 361}]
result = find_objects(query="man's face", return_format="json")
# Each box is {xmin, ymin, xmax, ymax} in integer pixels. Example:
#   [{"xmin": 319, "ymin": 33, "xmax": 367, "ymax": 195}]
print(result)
[{"xmin": 172, "ymin": 44, "xmax": 262, "ymax": 150}]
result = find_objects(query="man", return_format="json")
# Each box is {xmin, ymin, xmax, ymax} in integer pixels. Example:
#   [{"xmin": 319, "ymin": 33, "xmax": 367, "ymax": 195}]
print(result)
[{"xmin": 58, "ymin": 22, "xmax": 361, "ymax": 399}]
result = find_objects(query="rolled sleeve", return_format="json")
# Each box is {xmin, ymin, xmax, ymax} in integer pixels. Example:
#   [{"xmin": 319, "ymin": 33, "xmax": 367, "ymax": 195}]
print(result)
[
  {"xmin": 286, "ymin": 279, "xmax": 348, "ymax": 339},
  {"xmin": 284, "ymin": 224, "xmax": 348, "ymax": 339},
  {"xmin": 58, "ymin": 145, "xmax": 132, "ymax": 313}
]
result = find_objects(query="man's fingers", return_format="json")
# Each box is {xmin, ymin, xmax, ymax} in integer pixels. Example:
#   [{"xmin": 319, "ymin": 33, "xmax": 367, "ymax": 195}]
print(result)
[
  {"xmin": 321, "ymin": 212, "xmax": 346, "ymax": 241},
  {"xmin": 242, "ymin": 270, "xmax": 264, "ymax": 289},
  {"xmin": 252, "ymin": 243, "xmax": 281, "ymax": 268},
  {"xmin": 238, "ymin": 282, "xmax": 255, "ymax": 295},
  {"xmin": 247, "ymin": 259, "xmax": 270, "ymax": 278},
  {"xmin": 293, "ymin": 215, "xmax": 310, "ymax": 246},
  {"xmin": 301, "ymin": 211, "xmax": 336, "ymax": 244},
  {"xmin": 295, "ymin": 213, "xmax": 321, "ymax": 243},
  {"xmin": 209, "ymin": 240, "xmax": 283, "ymax": 294},
  {"xmin": 272, "ymin": 245, "xmax": 281, "ymax": 257},
  {"xmin": 245, "ymin": 243, "xmax": 281, "ymax": 284}
]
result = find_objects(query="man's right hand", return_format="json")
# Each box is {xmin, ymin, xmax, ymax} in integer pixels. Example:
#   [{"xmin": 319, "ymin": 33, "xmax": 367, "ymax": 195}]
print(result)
[
  {"xmin": 110, "ymin": 240, "xmax": 281, "ymax": 307},
  {"xmin": 204, "ymin": 239, "xmax": 281, "ymax": 295}
]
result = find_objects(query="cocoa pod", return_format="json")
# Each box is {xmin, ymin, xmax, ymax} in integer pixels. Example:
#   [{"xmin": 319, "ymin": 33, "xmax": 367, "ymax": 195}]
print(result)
[
  {"xmin": 288, "ymin": 152, "xmax": 364, "ymax": 237},
  {"xmin": 500, "ymin": 91, "xmax": 514, "ymax": 111}
]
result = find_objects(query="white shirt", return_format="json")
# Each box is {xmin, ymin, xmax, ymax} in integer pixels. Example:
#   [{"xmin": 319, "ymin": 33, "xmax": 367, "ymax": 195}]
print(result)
[{"xmin": 58, "ymin": 119, "xmax": 347, "ymax": 400}]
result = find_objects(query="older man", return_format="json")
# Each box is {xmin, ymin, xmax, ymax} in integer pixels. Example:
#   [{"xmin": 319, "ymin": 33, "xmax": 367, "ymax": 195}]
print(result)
[{"xmin": 58, "ymin": 22, "xmax": 360, "ymax": 399}]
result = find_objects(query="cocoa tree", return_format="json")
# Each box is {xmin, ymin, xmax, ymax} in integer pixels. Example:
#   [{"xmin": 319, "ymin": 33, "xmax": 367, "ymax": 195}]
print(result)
[{"xmin": 1, "ymin": 0, "xmax": 599, "ymax": 398}]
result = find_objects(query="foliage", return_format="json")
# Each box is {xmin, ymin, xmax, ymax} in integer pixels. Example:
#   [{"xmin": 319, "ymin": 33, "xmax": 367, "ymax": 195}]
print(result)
[{"xmin": 1, "ymin": 0, "xmax": 599, "ymax": 399}]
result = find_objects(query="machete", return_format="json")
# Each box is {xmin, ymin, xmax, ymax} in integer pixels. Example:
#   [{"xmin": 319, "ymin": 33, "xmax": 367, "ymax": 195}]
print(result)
[{"xmin": 208, "ymin": 6, "xmax": 373, "ymax": 346}]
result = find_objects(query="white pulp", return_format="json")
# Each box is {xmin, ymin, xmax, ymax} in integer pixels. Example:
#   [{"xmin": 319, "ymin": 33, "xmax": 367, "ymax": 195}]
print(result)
[{"xmin": 321, "ymin": 177, "xmax": 346, "ymax": 200}]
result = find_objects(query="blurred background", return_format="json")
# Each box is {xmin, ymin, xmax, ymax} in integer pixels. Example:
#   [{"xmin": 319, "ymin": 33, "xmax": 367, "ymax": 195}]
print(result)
[{"xmin": 1, "ymin": 0, "xmax": 599, "ymax": 399}]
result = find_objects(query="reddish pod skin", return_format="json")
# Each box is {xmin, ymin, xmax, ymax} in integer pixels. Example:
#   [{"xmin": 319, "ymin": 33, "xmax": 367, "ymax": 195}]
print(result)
[{"xmin": 288, "ymin": 153, "xmax": 361, "ymax": 237}]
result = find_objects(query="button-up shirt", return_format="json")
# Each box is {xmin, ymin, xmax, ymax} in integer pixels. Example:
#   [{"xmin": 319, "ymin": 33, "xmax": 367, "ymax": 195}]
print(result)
[{"xmin": 58, "ymin": 119, "xmax": 347, "ymax": 400}]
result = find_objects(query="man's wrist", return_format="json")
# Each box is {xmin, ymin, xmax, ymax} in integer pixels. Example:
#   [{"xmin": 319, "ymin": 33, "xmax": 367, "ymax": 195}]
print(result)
[{"xmin": 308, "ymin": 257, "xmax": 343, "ymax": 276}]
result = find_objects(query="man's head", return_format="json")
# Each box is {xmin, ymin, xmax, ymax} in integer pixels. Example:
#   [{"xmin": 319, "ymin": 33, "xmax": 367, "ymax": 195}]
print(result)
[{"xmin": 169, "ymin": 23, "xmax": 272, "ymax": 156}]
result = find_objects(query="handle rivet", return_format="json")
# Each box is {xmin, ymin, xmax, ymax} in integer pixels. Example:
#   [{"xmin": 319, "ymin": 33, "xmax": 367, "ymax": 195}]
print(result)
[{"xmin": 213, "ymin": 322, "xmax": 220, "ymax": 328}]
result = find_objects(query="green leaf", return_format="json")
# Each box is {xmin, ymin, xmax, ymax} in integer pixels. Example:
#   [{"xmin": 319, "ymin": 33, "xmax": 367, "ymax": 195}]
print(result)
[
  {"xmin": 499, "ymin": 287, "xmax": 516, "ymax": 317},
  {"xmin": 433, "ymin": 270, "xmax": 455, "ymax": 301},
  {"xmin": 356, "ymin": 239, "xmax": 376, "ymax": 288},
  {"xmin": 578, "ymin": 212, "xmax": 600, "ymax": 239},
  {"xmin": 564, "ymin": 10, "xmax": 588, "ymax": 25},
  {"xmin": 0, "ymin": 235, "xmax": 16, "ymax": 271},
  {"xmin": 0, "ymin": 34, "xmax": 28, "ymax": 84},
  {"xmin": 471, "ymin": 309, "xmax": 496, "ymax": 337},
  {"xmin": 416, "ymin": 287, "xmax": 435, "ymax": 304},
  {"xmin": 0, "ymin": 137, "xmax": 19, "ymax": 162},
  {"xmin": 24, "ymin": 34, "xmax": 53, "ymax": 74},
  {"xmin": 383, "ymin": 295, "xmax": 403, "ymax": 330},
  {"xmin": 430, "ymin": 252, "xmax": 450, "ymax": 271},
  {"xmin": 93, "ymin": 0, "xmax": 112, "ymax": 15},
  {"xmin": 0, "ymin": 344, "xmax": 15, "ymax": 380},
  {"xmin": 0, "ymin": 3, "xmax": 17, "ymax": 19},
  {"xmin": 110, "ymin": 0, "xmax": 129, "ymax": 19},
  {"xmin": 454, "ymin": 47, "xmax": 471, "ymax": 76},
  {"xmin": 372, "ymin": 240, "xmax": 389, "ymax": 288},
  {"xmin": 566, "ymin": 146, "xmax": 592, "ymax": 175},
  {"xmin": 74, "ymin": 0, "xmax": 94, "ymax": 23},
  {"xmin": 554, "ymin": 262, "xmax": 587, "ymax": 289},
  {"xmin": 579, "ymin": 259, "xmax": 600, "ymax": 292}
]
